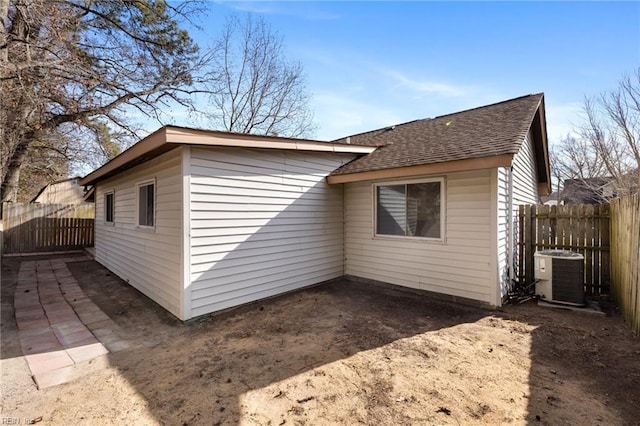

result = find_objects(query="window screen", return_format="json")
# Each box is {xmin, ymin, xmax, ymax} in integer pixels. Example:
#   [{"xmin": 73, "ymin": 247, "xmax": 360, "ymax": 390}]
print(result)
[
  {"xmin": 105, "ymin": 192, "xmax": 114, "ymax": 223},
  {"xmin": 138, "ymin": 183, "xmax": 154, "ymax": 227},
  {"xmin": 376, "ymin": 181, "xmax": 441, "ymax": 239}
]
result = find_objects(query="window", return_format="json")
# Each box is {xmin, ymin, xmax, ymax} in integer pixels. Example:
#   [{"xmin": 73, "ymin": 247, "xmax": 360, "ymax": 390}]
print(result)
[
  {"xmin": 104, "ymin": 191, "xmax": 114, "ymax": 223},
  {"xmin": 375, "ymin": 179, "xmax": 443, "ymax": 239},
  {"xmin": 137, "ymin": 181, "xmax": 155, "ymax": 227}
]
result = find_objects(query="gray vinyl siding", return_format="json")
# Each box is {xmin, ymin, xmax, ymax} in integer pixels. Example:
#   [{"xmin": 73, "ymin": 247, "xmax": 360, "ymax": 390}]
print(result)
[
  {"xmin": 512, "ymin": 130, "xmax": 539, "ymax": 205},
  {"xmin": 94, "ymin": 149, "xmax": 183, "ymax": 318},
  {"xmin": 497, "ymin": 167, "xmax": 510, "ymax": 300},
  {"xmin": 188, "ymin": 147, "xmax": 354, "ymax": 317},
  {"xmin": 345, "ymin": 169, "xmax": 495, "ymax": 304},
  {"xmin": 497, "ymin": 130, "xmax": 540, "ymax": 300}
]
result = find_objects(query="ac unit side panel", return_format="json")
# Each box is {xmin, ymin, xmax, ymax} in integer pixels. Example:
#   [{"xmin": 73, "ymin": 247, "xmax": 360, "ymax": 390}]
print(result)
[
  {"xmin": 534, "ymin": 254, "xmax": 552, "ymax": 281},
  {"xmin": 535, "ymin": 279, "xmax": 553, "ymax": 301}
]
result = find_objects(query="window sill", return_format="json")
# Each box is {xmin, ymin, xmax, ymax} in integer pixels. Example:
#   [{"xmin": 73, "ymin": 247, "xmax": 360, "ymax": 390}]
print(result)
[{"xmin": 373, "ymin": 234, "xmax": 445, "ymax": 244}]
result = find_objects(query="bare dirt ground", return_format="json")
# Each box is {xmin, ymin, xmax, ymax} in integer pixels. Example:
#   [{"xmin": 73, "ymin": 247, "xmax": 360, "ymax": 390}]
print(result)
[{"xmin": 2, "ymin": 254, "xmax": 639, "ymax": 425}]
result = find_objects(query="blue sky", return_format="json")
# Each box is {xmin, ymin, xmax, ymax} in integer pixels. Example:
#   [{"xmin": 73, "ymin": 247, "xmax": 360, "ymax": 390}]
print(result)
[{"xmin": 182, "ymin": 1, "xmax": 640, "ymax": 144}]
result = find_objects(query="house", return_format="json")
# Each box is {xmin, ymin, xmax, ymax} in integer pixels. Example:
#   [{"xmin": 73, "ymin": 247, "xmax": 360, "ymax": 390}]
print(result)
[
  {"xmin": 80, "ymin": 94, "xmax": 550, "ymax": 320},
  {"xmin": 540, "ymin": 191, "xmax": 562, "ymax": 206},
  {"xmin": 562, "ymin": 177, "xmax": 615, "ymax": 204},
  {"xmin": 31, "ymin": 176, "xmax": 87, "ymax": 204}
]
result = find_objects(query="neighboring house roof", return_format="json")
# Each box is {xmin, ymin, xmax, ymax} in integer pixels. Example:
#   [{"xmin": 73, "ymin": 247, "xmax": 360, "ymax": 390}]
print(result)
[
  {"xmin": 81, "ymin": 126, "xmax": 376, "ymax": 186},
  {"xmin": 540, "ymin": 191, "xmax": 562, "ymax": 206},
  {"xmin": 31, "ymin": 176, "xmax": 83, "ymax": 203},
  {"xmin": 562, "ymin": 177, "xmax": 613, "ymax": 204},
  {"xmin": 327, "ymin": 93, "xmax": 550, "ymax": 194},
  {"xmin": 83, "ymin": 186, "xmax": 95, "ymax": 203}
]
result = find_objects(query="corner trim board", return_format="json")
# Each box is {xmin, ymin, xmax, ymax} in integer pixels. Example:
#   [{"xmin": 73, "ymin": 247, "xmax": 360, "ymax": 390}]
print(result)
[{"xmin": 181, "ymin": 146, "xmax": 192, "ymax": 320}]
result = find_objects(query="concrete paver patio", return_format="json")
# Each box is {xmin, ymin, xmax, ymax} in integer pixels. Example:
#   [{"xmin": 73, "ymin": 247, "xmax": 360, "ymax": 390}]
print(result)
[{"xmin": 14, "ymin": 256, "xmax": 130, "ymax": 389}]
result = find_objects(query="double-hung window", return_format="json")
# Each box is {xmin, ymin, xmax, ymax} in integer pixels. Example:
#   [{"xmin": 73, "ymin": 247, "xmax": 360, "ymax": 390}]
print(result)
[
  {"xmin": 137, "ymin": 180, "xmax": 155, "ymax": 228},
  {"xmin": 104, "ymin": 191, "xmax": 114, "ymax": 224},
  {"xmin": 375, "ymin": 179, "xmax": 444, "ymax": 240}
]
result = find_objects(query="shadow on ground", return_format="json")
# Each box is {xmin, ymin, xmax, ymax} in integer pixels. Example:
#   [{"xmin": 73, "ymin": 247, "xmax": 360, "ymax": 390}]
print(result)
[
  {"xmin": 519, "ymin": 301, "xmax": 640, "ymax": 425},
  {"xmin": 1, "ymin": 256, "xmax": 24, "ymax": 360},
  {"xmin": 1, "ymin": 253, "xmax": 94, "ymax": 361},
  {"xmin": 4, "ymin": 256, "xmax": 639, "ymax": 424},
  {"xmin": 67, "ymin": 258, "xmax": 491, "ymax": 424}
]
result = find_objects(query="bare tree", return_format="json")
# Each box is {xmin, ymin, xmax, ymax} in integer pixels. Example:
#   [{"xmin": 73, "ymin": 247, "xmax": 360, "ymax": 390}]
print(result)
[
  {"xmin": 553, "ymin": 69, "xmax": 640, "ymax": 202},
  {"xmin": 15, "ymin": 136, "xmax": 70, "ymax": 202},
  {"xmin": 14, "ymin": 127, "xmax": 73, "ymax": 202},
  {"xmin": 548, "ymin": 146, "xmax": 567, "ymax": 203},
  {"xmin": 1, "ymin": 0, "xmax": 204, "ymax": 203},
  {"xmin": 553, "ymin": 135, "xmax": 606, "ymax": 181},
  {"xmin": 580, "ymin": 70, "xmax": 640, "ymax": 198},
  {"xmin": 204, "ymin": 14, "xmax": 316, "ymax": 138}
]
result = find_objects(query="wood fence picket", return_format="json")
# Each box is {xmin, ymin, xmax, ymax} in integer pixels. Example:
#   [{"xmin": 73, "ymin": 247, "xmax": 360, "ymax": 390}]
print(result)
[
  {"xmin": 2, "ymin": 203, "xmax": 94, "ymax": 254},
  {"xmin": 610, "ymin": 195, "xmax": 640, "ymax": 336}
]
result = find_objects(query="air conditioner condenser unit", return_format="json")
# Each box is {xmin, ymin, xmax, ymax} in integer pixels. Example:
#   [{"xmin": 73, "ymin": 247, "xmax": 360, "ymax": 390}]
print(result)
[{"xmin": 534, "ymin": 249, "xmax": 585, "ymax": 306}]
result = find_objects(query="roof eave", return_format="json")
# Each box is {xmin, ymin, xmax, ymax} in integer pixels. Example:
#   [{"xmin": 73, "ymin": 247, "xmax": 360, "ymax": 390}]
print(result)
[
  {"xmin": 80, "ymin": 126, "xmax": 374, "ymax": 186},
  {"xmin": 327, "ymin": 154, "xmax": 515, "ymax": 184},
  {"xmin": 531, "ymin": 95, "xmax": 552, "ymax": 196},
  {"xmin": 164, "ymin": 127, "xmax": 375, "ymax": 154},
  {"xmin": 80, "ymin": 127, "xmax": 168, "ymax": 186}
]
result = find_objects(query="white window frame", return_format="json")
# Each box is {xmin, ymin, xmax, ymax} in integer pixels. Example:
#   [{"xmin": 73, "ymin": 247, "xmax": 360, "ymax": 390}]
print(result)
[
  {"xmin": 373, "ymin": 177, "xmax": 445, "ymax": 242},
  {"xmin": 136, "ymin": 179, "xmax": 156, "ymax": 229},
  {"xmin": 104, "ymin": 190, "xmax": 115, "ymax": 225}
]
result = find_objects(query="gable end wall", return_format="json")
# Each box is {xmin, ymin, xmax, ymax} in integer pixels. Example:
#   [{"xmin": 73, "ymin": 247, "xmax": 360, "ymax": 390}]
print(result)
[{"xmin": 497, "ymin": 129, "xmax": 540, "ymax": 300}]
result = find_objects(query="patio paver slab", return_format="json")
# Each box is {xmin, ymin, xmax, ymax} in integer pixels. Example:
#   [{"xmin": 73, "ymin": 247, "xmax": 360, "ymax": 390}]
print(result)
[
  {"xmin": 33, "ymin": 365, "xmax": 79, "ymax": 389},
  {"xmin": 66, "ymin": 342, "xmax": 109, "ymax": 363},
  {"xmin": 55, "ymin": 328, "xmax": 95, "ymax": 346},
  {"xmin": 13, "ymin": 258, "xmax": 134, "ymax": 389},
  {"xmin": 25, "ymin": 350, "xmax": 74, "ymax": 375},
  {"xmin": 17, "ymin": 318, "xmax": 51, "ymax": 331}
]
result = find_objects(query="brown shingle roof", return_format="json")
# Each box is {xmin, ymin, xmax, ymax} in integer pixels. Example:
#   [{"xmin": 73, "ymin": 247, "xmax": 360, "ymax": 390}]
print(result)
[{"xmin": 330, "ymin": 93, "xmax": 544, "ymax": 176}]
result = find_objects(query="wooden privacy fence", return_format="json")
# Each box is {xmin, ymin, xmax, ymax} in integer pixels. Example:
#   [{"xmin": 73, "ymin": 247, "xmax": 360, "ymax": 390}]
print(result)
[
  {"xmin": 2, "ymin": 203, "xmax": 94, "ymax": 254},
  {"xmin": 518, "ymin": 204, "xmax": 610, "ymax": 295},
  {"xmin": 610, "ymin": 194, "xmax": 640, "ymax": 336}
]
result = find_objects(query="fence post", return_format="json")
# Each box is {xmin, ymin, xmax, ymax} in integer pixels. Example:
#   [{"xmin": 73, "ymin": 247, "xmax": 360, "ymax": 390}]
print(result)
[
  {"xmin": 584, "ymin": 204, "xmax": 594, "ymax": 295},
  {"xmin": 593, "ymin": 204, "xmax": 601, "ymax": 295},
  {"xmin": 549, "ymin": 204, "xmax": 557, "ymax": 250},
  {"xmin": 601, "ymin": 203, "xmax": 611, "ymax": 293}
]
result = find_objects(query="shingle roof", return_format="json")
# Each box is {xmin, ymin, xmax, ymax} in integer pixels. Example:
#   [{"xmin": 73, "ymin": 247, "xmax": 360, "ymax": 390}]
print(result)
[{"xmin": 330, "ymin": 93, "xmax": 544, "ymax": 176}]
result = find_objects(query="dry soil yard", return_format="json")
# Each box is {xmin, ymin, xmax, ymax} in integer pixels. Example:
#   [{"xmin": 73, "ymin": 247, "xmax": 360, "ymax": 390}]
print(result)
[{"xmin": 2, "ymin": 254, "xmax": 639, "ymax": 425}]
